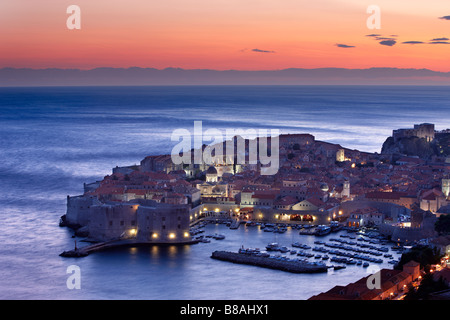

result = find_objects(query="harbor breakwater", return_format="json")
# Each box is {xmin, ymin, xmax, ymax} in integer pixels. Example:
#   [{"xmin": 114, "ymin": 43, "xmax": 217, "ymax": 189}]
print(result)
[{"xmin": 211, "ymin": 250, "xmax": 328, "ymax": 273}]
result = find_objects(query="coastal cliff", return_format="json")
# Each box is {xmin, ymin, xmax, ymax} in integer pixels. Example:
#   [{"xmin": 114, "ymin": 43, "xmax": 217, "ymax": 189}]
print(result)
[{"xmin": 381, "ymin": 132, "xmax": 450, "ymax": 160}]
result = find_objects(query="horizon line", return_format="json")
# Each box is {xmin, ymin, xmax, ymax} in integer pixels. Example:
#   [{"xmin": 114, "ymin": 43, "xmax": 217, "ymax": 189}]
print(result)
[{"xmin": 1, "ymin": 66, "xmax": 448, "ymax": 73}]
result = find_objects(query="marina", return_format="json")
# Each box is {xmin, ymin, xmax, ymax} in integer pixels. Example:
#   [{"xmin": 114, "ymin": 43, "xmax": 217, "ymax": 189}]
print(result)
[{"xmin": 193, "ymin": 219, "xmax": 404, "ymax": 272}]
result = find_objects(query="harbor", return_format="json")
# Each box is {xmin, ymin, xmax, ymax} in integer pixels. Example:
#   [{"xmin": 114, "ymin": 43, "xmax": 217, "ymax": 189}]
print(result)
[{"xmin": 195, "ymin": 218, "xmax": 405, "ymax": 272}]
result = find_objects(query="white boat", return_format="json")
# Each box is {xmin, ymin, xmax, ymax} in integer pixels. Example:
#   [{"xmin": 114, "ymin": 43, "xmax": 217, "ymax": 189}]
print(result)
[{"xmin": 213, "ymin": 234, "xmax": 225, "ymax": 240}]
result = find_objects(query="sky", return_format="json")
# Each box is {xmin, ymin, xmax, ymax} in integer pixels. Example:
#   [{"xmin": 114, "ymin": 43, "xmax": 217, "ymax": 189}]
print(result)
[{"xmin": 1, "ymin": 0, "xmax": 450, "ymax": 71}]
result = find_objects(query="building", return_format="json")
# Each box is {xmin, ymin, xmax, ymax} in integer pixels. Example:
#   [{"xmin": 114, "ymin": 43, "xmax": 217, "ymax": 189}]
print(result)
[
  {"xmin": 443, "ymin": 178, "xmax": 450, "ymax": 198},
  {"xmin": 342, "ymin": 180, "xmax": 350, "ymax": 198},
  {"xmin": 336, "ymin": 149, "xmax": 345, "ymax": 162},
  {"xmin": 393, "ymin": 123, "xmax": 435, "ymax": 143},
  {"xmin": 430, "ymin": 235, "xmax": 450, "ymax": 257},
  {"xmin": 205, "ymin": 166, "xmax": 219, "ymax": 183},
  {"xmin": 66, "ymin": 195, "xmax": 101, "ymax": 227},
  {"xmin": 136, "ymin": 203, "xmax": 191, "ymax": 243},
  {"xmin": 346, "ymin": 208, "xmax": 384, "ymax": 228},
  {"xmin": 88, "ymin": 202, "xmax": 139, "ymax": 241},
  {"xmin": 365, "ymin": 191, "xmax": 416, "ymax": 209},
  {"xmin": 86, "ymin": 200, "xmax": 192, "ymax": 243},
  {"xmin": 309, "ymin": 261, "xmax": 421, "ymax": 300},
  {"xmin": 419, "ymin": 189, "xmax": 447, "ymax": 213}
]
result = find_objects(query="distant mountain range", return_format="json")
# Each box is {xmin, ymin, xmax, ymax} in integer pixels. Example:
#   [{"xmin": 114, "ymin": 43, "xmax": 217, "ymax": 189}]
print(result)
[{"xmin": 1, "ymin": 67, "xmax": 450, "ymax": 86}]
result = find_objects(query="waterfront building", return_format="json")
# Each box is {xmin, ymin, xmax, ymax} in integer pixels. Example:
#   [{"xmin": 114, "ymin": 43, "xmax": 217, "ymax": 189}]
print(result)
[
  {"xmin": 136, "ymin": 202, "xmax": 191, "ymax": 243},
  {"xmin": 86, "ymin": 200, "xmax": 192, "ymax": 243},
  {"xmin": 88, "ymin": 202, "xmax": 139, "ymax": 241},
  {"xmin": 65, "ymin": 195, "xmax": 101, "ymax": 227}
]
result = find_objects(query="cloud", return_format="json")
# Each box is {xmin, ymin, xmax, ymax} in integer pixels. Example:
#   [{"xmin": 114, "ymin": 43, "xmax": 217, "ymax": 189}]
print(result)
[
  {"xmin": 429, "ymin": 41, "xmax": 450, "ymax": 44},
  {"xmin": 251, "ymin": 48, "xmax": 276, "ymax": 53},
  {"xmin": 366, "ymin": 34, "xmax": 397, "ymax": 46},
  {"xmin": 379, "ymin": 40, "xmax": 397, "ymax": 46},
  {"xmin": 431, "ymin": 37, "xmax": 449, "ymax": 41},
  {"xmin": 335, "ymin": 43, "xmax": 355, "ymax": 48},
  {"xmin": 376, "ymin": 37, "xmax": 396, "ymax": 41},
  {"xmin": 402, "ymin": 41, "xmax": 424, "ymax": 44},
  {"xmin": 439, "ymin": 16, "xmax": 450, "ymax": 20}
]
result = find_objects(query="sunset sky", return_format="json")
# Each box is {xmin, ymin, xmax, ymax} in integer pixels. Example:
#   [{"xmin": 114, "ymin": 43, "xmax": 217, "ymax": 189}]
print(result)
[{"xmin": 1, "ymin": 0, "xmax": 450, "ymax": 71}]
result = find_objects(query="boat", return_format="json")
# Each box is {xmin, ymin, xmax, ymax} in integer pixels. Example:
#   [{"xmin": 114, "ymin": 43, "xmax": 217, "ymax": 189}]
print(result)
[
  {"xmin": 314, "ymin": 225, "xmax": 331, "ymax": 236},
  {"xmin": 266, "ymin": 243, "xmax": 281, "ymax": 251},
  {"xmin": 322, "ymin": 255, "xmax": 329, "ymax": 260},
  {"xmin": 292, "ymin": 242, "xmax": 303, "ymax": 248},
  {"xmin": 279, "ymin": 246, "xmax": 290, "ymax": 253},
  {"xmin": 274, "ymin": 227, "xmax": 287, "ymax": 234},
  {"xmin": 213, "ymin": 234, "xmax": 225, "ymax": 240},
  {"xmin": 363, "ymin": 262, "xmax": 369, "ymax": 267},
  {"xmin": 333, "ymin": 265, "xmax": 346, "ymax": 270}
]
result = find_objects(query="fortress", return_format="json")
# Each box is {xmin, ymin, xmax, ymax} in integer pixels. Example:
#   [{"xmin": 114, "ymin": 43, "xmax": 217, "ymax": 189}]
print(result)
[{"xmin": 392, "ymin": 123, "xmax": 435, "ymax": 142}]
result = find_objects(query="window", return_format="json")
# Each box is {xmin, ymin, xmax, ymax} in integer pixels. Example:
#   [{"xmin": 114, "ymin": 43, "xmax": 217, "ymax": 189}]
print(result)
[
  {"xmin": 109, "ymin": 221, "xmax": 113, "ymax": 226},
  {"xmin": 120, "ymin": 221, "xmax": 124, "ymax": 226}
]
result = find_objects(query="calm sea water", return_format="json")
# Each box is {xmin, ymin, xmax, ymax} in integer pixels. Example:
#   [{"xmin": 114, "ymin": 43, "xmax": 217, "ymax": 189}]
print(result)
[{"xmin": 0, "ymin": 86, "xmax": 449, "ymax": 300}]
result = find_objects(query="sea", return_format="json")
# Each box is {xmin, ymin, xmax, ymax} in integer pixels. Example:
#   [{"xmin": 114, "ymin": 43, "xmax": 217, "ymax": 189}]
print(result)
[{"xmin": 0, "ymin": 85, "xmax": 449, "ymax": 300}]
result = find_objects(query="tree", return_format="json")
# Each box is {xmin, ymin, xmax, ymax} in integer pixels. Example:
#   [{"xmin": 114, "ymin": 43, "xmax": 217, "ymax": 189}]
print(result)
[
  {"xmin": 395, "ymin": 246, "xmax": 442, "ymax": 271},
  {"xmin": 404, "ymin": 273, "xmax": 449, "ymax": 300},
  {"xmin": 435, "ymin": 214, "xmax": 450, "ymax": 235}
]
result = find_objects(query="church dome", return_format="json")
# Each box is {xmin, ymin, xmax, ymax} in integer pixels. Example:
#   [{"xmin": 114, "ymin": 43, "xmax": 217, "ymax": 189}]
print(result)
[{"xmin": 206, "ymin": 166, "xmax": 217, "ymax": 175}]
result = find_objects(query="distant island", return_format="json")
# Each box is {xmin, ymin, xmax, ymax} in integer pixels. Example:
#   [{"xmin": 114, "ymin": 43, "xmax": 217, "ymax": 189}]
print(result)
[{"xmin": 3, "ymin": 67, "xmax": 450, "ymax": 86}]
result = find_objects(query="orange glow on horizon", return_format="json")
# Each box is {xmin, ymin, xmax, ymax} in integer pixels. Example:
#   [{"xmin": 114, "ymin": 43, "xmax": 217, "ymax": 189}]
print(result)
[{"xmin": 1, "ymin": 0, "xmax": 450, "ymax": 71}]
